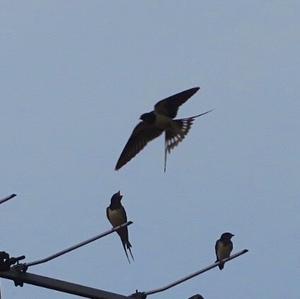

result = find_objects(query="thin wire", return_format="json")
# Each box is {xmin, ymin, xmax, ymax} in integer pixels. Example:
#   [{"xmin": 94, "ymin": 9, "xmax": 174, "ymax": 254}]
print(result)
[
  {"xmin": 26, "ymin": 221, "xmax": 133, "ymax": 268},
  {"xmin": 0, "ymin": 194, "xmax": 16, "ymax": 205},
  {"xmin": 145, "ymin": 249, "xmax": 248, "ymax": 296}
]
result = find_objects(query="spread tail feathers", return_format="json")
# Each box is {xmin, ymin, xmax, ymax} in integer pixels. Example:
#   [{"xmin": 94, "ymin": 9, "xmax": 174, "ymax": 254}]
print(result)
[{"xmin": 164, "ymin": 109, "xmax": 213, "ymax": 172}]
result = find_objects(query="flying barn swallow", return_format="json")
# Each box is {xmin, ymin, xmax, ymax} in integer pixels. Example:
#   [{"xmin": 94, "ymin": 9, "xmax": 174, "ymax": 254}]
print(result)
[
  {"xmin": 215, "ymin": 232, "xmax": 234, "ymax": 270},
  {"xmin": 115, "ymin": 87, "xmax": 213, "ymax": 171},
  {"xmin": 106, "ymin": 191, "xmax": 134, "ymax": 263}
]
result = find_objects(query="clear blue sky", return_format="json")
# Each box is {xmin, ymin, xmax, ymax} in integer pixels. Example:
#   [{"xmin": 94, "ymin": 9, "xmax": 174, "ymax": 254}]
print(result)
[{"xmin": 1, "ymin": 1, "xmax": 299, "ymax": 298}]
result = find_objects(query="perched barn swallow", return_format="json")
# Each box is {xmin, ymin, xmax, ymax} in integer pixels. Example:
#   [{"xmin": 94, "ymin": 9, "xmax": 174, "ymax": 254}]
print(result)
[
  {"xmin": 106, "ymin": 191, "xmax": 134, "ymax": 263},
  {"xmin": 115, "ymin": 87, "xmax": 213, "ymax": 171},
  {"xmin": 215, "ymin": 232, "xmax": 234, "ymax": 270}
]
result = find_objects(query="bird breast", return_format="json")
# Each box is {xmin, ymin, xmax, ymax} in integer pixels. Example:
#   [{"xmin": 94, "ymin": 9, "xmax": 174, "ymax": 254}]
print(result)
[
  {"xmin": 217, "ymin": 242, "xmax": 232, "ymax": 260},
  {"xmin": 108, "ymin": 208, "xmax": 125, "ymax": 227}
]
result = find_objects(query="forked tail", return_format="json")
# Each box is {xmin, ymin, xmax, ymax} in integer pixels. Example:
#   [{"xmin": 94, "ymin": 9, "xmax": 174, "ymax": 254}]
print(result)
[
  {"xmin": 122, "ymin": 242, "xmax": 131, "ymax": 264},
  {"xmin": 127, "ymin": 241, "xmax": 134, "ymax": 261},
  {"xmin": 122, "ymin": 240, "xmax": 134, "ymax": 263}
]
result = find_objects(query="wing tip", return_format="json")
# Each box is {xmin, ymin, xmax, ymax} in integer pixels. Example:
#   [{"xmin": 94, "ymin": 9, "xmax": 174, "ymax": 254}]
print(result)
[
  {"xmin": 115, "ymin": 158, "xmax": 129, "ymax": 171},
  {"xmin": 115, "ymin": 162, "xmax": 122, "ymax": 171},
  {"xmin": 185, "ymin": 86, "xmax": 200, "ymax": 97},
  {"xmin": 192, "ymin": 86, "xmax": 200, "ymax": 93}
]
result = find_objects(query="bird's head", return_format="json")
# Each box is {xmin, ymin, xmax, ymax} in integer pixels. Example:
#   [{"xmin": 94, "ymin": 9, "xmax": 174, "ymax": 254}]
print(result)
[
  {"xmin": 140, "ymin": 112, "xmax": 156, "ymax": 124},
  {"xmin": 110, "ymin": 191, "xmax": 123, "ymax": 205},
  {"xmin": 221, "ymin": 232, "xmax": 234, "ymax": 240},
  {"xmin": 188, "ymin": 295, "xmax": 205, "ymax": 299}
]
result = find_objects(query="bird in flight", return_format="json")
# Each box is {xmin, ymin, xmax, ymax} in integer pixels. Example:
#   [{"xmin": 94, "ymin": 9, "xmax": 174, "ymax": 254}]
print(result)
[
  {"xmin": 106, "ymin": 191, "xmax": 134, "ymax": 263},
  {"xmin": 115, "ymin": 87, "xmax": 213, "ymax": 171},
  {"xmin": 215, "ymin": 232, "xmax": 234, "ymax": 270}
]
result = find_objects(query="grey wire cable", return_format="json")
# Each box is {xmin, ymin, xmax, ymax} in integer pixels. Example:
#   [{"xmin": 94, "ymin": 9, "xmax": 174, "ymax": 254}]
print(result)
[
  {"xmin": 25, "ymin": 221, "xmax": 133, "ymax": 268},
  {"xmin": 144, "ymin": 249, "xmax": 248, "ymax": 296},
  {"xmin": 0, "ymin": 194, "xmax": 16, "ymax": 205}
]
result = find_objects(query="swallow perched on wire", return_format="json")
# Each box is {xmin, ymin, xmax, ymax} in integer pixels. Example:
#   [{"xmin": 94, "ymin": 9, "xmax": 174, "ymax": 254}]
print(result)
[
  {"xmin": 115, "ymin": 87, "xmax": 213, "ymax": 172},
  {"xmin": 215, "ymin": 232, "xmax": 234, "ymax": 270},
  {"xmin": 106, "ymin": 191, "xmax": 134, "ymax": 263}
]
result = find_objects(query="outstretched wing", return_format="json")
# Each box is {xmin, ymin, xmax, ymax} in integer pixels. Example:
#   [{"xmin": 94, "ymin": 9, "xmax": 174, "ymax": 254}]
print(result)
[
  {"xmin": 115, "ymin": 121, "xmax": 163, "ymax": 170},
  {"xmin": 154, "ymin": 87, "xmax": 200, "ymax": 118}
]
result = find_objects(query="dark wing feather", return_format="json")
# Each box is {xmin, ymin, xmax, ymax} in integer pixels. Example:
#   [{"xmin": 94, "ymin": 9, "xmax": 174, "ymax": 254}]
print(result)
[
  {"xmin": 106, "ymin": 207, "xmax": 110, "ymax": 222},
  {"xmin": 229, "ymin": 240, "xmax": 233, "ymax": 253},
  {"xmin": 115, "ymin": 121, "xmax": 163, "ymax": 170},
  {"xmin": 154, "ymin": 87, "xmax": 200, "ymax": 118},
  {"xmin": 120, "ymin": 205, "xmax": 128, "ymax": 222},
  {"xmin": 215, "ymin": 240, "xmax": 219, "ymax": 261}
]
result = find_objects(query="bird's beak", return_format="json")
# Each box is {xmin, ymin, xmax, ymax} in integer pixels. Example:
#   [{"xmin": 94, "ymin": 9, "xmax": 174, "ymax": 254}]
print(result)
[{"xmin": 117, "ymin": 191, "xmax": 123, "ymax": 199}]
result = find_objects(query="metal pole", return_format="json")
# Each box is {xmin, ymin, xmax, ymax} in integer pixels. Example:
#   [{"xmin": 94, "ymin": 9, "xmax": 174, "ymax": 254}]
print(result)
[
  {"xmin": 0, "ymin": 194, "xmax": 16, "ymax": 205},
  {"xmin": 144, "ymin": 249, "xmax": 248, "ymax": 296},
  {"xmin": 0, "ymin": 269, "xmax": 129, "ymax": 299},
  {"xmin": 26, "ymin": 221, "xmax": 133, "ymax": 268}
]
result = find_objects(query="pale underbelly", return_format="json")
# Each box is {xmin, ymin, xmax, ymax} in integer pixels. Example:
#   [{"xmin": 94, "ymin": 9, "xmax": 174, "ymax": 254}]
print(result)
[{"xmin": 108, "ymin": 209, "xmax": 125, "ymax": 227}]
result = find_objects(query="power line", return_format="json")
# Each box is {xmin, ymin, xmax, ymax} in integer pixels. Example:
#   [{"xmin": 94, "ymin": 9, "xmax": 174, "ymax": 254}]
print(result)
[
  {"xmin": 144, "ymin": 249, "xmax": 248, "ymax": 296},
  {"xmin": 0, "ymin": 194, "xmax": 16, "ymax": 205},
  {"xmin": 0, "ymin": 243, "xmax": 247, "ymax": 298},
  {"xmin": 26, "ymin": 221, "xmax": 133, "ymax": 268}
]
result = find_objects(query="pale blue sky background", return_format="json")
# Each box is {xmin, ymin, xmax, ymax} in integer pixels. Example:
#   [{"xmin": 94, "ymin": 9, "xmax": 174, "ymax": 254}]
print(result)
[{"xmin": 1, "ymin": 1, "xmax": 299, "ymax": 298}]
